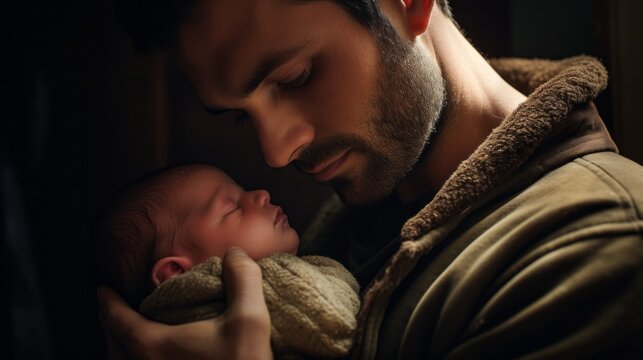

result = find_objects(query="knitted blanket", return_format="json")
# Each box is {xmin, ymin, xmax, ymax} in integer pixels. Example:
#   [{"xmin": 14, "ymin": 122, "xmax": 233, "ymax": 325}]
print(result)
[{"xmin": 139, "ymin": 252, "xmax": 360, "ymax": 358}]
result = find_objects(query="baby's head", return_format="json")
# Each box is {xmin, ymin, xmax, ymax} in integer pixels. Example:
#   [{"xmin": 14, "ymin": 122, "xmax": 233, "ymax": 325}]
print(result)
[{"xmin": 94, "ymin": 164, "xmax": 299, "ymax": 306}]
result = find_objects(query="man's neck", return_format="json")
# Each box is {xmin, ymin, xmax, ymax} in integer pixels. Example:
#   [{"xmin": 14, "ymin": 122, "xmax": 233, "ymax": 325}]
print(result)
[{"xmin": 396, "ymin": 10, "xmax": 527, "ymax": 203}]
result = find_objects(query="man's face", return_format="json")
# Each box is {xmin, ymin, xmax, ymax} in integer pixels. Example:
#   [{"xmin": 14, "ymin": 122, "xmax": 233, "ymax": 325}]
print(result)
[{"xmin": 178, "ymin": 0, "xmax": 445, "ymax": 205}]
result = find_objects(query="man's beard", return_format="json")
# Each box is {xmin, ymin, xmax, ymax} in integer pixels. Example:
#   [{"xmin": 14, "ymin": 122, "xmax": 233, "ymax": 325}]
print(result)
[{"xmin": 297, "ymin": 17, "xmax": 446, "ymax": 205}]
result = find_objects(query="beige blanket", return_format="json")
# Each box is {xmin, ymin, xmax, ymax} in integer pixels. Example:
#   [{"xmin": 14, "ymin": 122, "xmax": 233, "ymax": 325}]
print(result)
[{"xmin": 140, "ymin": 252, "xmax": 360, "ymax": 358}]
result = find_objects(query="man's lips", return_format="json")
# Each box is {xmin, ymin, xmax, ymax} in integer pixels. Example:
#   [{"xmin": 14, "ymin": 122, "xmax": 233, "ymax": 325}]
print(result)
[{"xmin": 304, "ymin": 150, "xmax": 350, "ymax": 182}]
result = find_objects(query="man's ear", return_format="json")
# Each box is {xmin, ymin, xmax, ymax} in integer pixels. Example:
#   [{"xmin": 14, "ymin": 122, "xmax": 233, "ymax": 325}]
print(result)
[
  {"xmin": 151, "ymin": 256, "xmax": 194, "ymax": 287},
  {"xmin": 401, "ymin": 0, "xmax": 435, "ymax": 36}
]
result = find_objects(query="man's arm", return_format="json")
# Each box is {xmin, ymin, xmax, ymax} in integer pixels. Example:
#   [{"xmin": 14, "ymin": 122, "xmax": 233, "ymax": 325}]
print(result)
[{"xmin": 97, "ymin": 248, "xmax": 273, "ymax": 360}]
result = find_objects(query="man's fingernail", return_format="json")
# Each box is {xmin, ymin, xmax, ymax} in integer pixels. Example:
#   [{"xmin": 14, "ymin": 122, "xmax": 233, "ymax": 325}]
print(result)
[{"xmin": 226, "ymin": 247, "xmax": 247, "ymax": 257}]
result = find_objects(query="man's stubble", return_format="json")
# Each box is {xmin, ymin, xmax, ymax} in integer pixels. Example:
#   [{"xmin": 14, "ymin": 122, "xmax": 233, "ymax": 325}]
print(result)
[{"xmin": 297, "ymin": 17, "xmax": 447, "ymax": 205}]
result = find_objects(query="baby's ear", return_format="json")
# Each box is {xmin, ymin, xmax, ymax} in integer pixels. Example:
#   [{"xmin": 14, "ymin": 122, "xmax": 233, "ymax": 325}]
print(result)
[{"xmin": 151, "ymin": 256, "xmax": 194, "ymax": 287}]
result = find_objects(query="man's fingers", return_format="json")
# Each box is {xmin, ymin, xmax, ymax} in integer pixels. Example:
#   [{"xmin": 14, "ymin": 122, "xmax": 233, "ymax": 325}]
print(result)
[
  {"xmin": 104, "ymin": 328, "xmax": 130, "ymax": 360},
  {"xmin": 97, "ymin": 286, "xmax": 154, "ymax": 347},
  {"xmin": 222, "ymin": 247, "xmax": 270, "ymax": 323},
  {"xmin": 221, "ymin": 247, "xmax": 272, "ymax": 359}
]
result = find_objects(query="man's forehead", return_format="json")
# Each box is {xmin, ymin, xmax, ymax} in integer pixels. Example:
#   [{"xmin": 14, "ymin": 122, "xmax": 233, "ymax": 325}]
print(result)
[
  {"xmin": 185, "ymin": 0, "xmax": 290, "ymax": 38},
  {"xmin": 178, "ymin": 0, "xmax": 338, "ymax": 57},
  {"xmin": 177, "ymin": 0, "xmax": 327, "ymax": 100},
  {"xmin": 176, "ymin": 2, "xmax": 255, "ymax": 98},
  {"xmin": 179, "ymin": 0, "xmax": 257, "ymax": 53}
]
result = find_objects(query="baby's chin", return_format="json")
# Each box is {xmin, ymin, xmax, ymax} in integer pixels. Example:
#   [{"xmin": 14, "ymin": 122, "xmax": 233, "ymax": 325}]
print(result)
[
  {"xmin": 274, "ymin": 241, "xmax": 298, "ymax": 257},
  {"xmin": 289, "ymin": 233, "xmax": 300, "ymax": 255},
  {"xmin": 287, "ymin": 245, "xmax": 299, "ymax": 255}
]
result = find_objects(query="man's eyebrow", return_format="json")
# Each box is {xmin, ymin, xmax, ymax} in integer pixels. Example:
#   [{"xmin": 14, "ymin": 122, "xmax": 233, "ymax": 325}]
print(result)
[
  {"xmin": 201, "ymin": 39, "xmax": 313, "ymax": 114},
  {"xmin": 242, "ymin": 39, "xmax": 313, "ymax": 96}
]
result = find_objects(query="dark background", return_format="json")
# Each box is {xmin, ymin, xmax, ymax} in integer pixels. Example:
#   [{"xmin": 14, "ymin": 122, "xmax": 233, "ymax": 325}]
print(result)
[{"xmin": 4, "ymin": 0, "xmax": 642, "ymax": 358}]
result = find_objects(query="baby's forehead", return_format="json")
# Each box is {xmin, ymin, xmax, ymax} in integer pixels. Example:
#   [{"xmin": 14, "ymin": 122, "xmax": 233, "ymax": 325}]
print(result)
[
  {"xmin": 208, "ymin": 167, "xmax": 235, "ymax": 182},
  {"xmin": 164, "ymin": 165, "xmax": 235, "ymax": 186},
  {"xmin": 191, "ymin": 166, "xmax": 237, "ymax": 186},
  {"xmin": 151, "ymin": 166, "xmax": 235, "ymax": 247},
  {"xmin": 163, "ymin": 166, "xmax": 239, "ymax": 201}
]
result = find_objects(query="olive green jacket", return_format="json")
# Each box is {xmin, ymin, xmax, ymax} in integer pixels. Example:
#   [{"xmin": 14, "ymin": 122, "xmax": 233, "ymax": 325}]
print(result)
[{"xmin": 303, "ymin": 56, "xmax": 643, "ymax": 359}]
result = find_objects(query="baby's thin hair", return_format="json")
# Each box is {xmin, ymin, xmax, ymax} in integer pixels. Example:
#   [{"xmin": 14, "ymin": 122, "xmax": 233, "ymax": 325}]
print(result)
[{"xmin": 93, "ymin": 164, "xmax": 209, "ymax": 306}]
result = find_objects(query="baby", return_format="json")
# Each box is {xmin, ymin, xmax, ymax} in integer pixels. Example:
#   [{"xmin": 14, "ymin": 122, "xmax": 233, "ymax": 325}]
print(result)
[{"xmin": 94, "ymin": 164, "xmax": 359, "ymax": 358}]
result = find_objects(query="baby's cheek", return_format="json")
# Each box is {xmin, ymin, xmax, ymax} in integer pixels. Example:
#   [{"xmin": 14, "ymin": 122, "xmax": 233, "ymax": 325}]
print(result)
[{"xmin": 236, "ymin": 224, "xmax": 275, "ymax": 259}]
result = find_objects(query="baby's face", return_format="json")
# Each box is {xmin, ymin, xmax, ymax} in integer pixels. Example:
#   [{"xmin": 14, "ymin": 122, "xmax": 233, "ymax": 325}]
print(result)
[{"xmin": 162, "ymin": 167, "xmax": 299, "ymax": 262}]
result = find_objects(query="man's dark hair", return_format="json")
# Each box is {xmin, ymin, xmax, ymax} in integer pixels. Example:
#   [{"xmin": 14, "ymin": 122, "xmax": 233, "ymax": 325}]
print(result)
[{"xmin": 115, "ymin": 0, "xmax": 453, "ymax": 54}]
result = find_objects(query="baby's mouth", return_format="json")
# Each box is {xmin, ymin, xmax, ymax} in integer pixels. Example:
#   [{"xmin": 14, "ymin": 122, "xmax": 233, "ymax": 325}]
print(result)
[{"xmin": 274, "ymin": 206, "xmax": 286, "ymax": 226}]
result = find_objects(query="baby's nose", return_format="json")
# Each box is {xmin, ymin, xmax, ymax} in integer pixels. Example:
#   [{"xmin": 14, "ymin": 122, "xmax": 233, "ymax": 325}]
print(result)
[{"xmin": 250, "ymin": 189, "xmax": 270, "ymax": 206}]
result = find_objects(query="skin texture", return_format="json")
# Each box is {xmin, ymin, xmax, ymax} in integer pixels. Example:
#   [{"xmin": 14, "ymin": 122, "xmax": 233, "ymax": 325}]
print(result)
[
  {"xmin": 98, "ymin": 248, "xmax": 272, "ymax": 360},
  {"xmin": 179, "ymin": 0, "xmax": 445, "ymax": 205},
  {"xmin": 98, "ymin": 1, "xmax": 528, "ymax": 358},
  {"xmin": 150, "ymin": 166, "xmax": 299, "ymax": 286}
]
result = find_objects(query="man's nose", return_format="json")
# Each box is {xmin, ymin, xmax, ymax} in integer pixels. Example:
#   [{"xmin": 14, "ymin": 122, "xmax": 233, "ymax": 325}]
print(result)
[{"xmin": 250, "ymin": 104, "xmax": 314, "ymax": 168}]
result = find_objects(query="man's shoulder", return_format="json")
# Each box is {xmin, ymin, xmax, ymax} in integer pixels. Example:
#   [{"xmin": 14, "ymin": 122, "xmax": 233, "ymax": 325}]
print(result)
[
  {"xmin": 524, "ymin": 151, "xmax": 643, "ymax": 225},
  {"xmin": 577, "ymin": 151, "xmax": 643, "ymax": 211},
  {"xmin": 472, "ymin": 150, "xmax": 643, "ymax": 251},
  {"xmin": 383, "ymin": 151, "xmax": 643, "ymax": 359},
  {"xmin": 432, "ymin": 151, "xmax": 643, "ymax": 248}
]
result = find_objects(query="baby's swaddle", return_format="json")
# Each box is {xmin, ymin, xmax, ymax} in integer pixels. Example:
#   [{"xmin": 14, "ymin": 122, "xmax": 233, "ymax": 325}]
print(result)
[{"xmin": 140, "ymin": 252, "xmax": 360, "ymax": 358}]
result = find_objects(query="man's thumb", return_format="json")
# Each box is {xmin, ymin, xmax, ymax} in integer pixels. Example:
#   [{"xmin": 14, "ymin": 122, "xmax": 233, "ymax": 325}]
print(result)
[{"xmin": 222, "ymin": 247, "xmax": 269, "ymax": 319}]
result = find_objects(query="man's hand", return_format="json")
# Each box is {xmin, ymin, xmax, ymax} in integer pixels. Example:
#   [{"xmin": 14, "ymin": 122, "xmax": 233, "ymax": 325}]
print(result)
[{"xmin": 97, "ymin": 248, "xmax": 273, "ymax": 360}]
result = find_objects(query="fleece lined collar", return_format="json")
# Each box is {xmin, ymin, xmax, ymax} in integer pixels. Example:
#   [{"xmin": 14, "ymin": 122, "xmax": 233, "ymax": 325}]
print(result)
[
  {"xmin": 401, "ymin": 56, "xmax": 610, "ymax": 241},
  {"xmin": 353, "ymin": 56, "xmax": 615, "ymax": 358}
]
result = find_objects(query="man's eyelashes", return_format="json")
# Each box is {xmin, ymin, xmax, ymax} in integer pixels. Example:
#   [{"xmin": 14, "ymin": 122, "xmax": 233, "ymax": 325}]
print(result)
[
  {"xmin": 235, "ymin": 111, "xmax": 249, "ymax": 126},
  {"xmin": 278, "ymin": 65, "xmax": 312, "ymax": 90},
  {"xmin": 216, "ymin": 65, "xmax": 314, "ymax": 127}
]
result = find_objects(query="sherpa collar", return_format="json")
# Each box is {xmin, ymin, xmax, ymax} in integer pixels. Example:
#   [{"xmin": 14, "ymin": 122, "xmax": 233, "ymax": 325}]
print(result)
[
  {"xmin": 401, "ymin": 56, "xmax": 611, "ymax": 241},
  {"xmin": 353, "ymin": 56, "xmax": 615, "ymax": 358}
]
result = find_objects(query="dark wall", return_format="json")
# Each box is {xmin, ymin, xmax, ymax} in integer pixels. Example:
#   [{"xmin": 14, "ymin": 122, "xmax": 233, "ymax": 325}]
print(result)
[
  {"xmin": 4, "ymin": 1, "xmax": 640, "ymax": 359},
  {"xmin": 451, "ymin": 0, "xmax": 613, "ymax": 131},
  {"xmin": 5, "ymin": 1, "xmax": 330, "ymax": 358}
]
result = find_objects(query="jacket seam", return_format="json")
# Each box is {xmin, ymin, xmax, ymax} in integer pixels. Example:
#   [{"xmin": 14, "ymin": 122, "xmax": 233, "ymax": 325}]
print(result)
[{"xmin": 574, "ymin": 157, "xmax": 642, "ymax": 222}]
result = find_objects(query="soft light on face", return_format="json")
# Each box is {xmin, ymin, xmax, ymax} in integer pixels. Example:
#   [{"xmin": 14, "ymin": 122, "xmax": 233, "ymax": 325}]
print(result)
[
  {"xmin": 162, "ymin": 167, "xmax": 299, "ymax": 262},
  {"xmin": 178, "ymin": 0, "xmax": 446, "ymax": 205},
  {"xmin": 296, "ymin": 18, "xmax": 446, "ymax": 205}
]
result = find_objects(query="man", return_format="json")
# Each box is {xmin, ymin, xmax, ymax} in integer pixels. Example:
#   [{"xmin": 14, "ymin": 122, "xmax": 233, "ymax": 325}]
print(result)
[{"xmin": 98, "ymin": 0, "xmax": 643, "ymax": 358}]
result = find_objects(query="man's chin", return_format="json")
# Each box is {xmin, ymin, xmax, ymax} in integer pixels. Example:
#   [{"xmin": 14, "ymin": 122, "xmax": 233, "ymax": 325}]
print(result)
[{"xmin": 332, "ymin": 178, "xmax": 395, "ymax": 206}]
